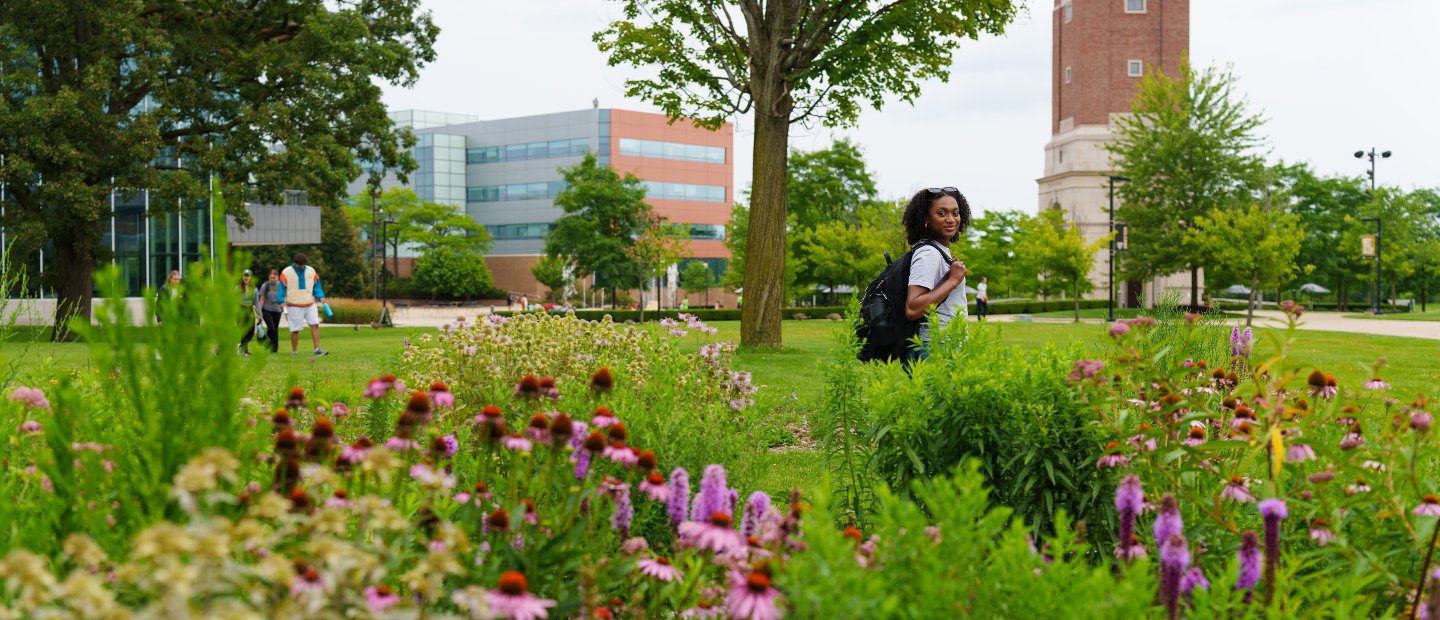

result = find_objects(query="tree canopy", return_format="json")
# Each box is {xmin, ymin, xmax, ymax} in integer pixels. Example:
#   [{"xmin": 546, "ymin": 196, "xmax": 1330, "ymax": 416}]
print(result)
[
  {"xmin": 1015, "ymin": 209, "xmax": 1109, "ymax": 321},
  {"xmin": 545, "ymin": 154, "xmax": 652, "ymax": 300},
  {"xmin": 596, "ymin": 0, "xmax": 1019, "ymax": 347},
  {"xmin": 0, "ymin": 0, "xmax": 437, "ymax": 338},
  {"xmin": 1190, "ymin": 191, "xmax": 1304, "ymax": 326}
]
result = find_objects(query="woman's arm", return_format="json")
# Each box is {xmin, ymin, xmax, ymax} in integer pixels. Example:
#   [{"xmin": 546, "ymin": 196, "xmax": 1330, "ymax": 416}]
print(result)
[{"xmin": 904, "ymin": 259, "xmax": 967, "ymax": 320}]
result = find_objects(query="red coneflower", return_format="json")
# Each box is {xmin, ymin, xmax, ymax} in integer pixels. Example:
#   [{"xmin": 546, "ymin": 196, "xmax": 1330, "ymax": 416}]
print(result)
[
  {"xmin": 637, "ymin": 449, "xmax": 657, "ymax": 472},
  {"xmin": 590, "ymin": 367, "xmax": 614, "ymax": 394},
  {"xmin": 487, "ymin": 508, "xmax": 510, "ymax": 534},
  {"xmin": 487, "ymin": 571, "xmax": 557, "ymax": 620},
  {"xmin": 841, "ymin": 526, "xmax": 863, "ymax": 545},
  {"xmin": 515, "ymin": 373, "xmax": 541, "ymax": 399},
  {"xmin": 271, "ymin": 409, "xmax": 291, "ymax": 432},
  {"xmin": 286, "ymin": 386, "xmax": 306, "ymax": 409},
  {"xmin": 311, "ymin": 418, "xmax": 334, "ymax": 440},
  {"xmin": 274, "ymin": 429, "xmax": 300, "ymax": 457},
  {"xmin": 592, "ymin": 406, "xmax": 618, "ymax": 429},
  {"xmin": 288, "ymin": 487, "xmax": 313, "ymax": 514},
  {"xmin": 526, "ymin": 413, "xmax": 551, "ymax": 444}
]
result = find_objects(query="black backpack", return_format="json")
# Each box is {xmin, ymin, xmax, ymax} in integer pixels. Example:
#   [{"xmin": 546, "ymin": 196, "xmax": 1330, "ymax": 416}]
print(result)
[{"xmin": 855, "ymin": 240, "xmax": 952, "ymax": 362}]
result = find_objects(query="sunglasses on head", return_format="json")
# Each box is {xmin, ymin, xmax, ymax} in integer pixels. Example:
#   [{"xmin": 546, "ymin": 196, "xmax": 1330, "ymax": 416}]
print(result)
[{"xmin": 926, "ymin": 187, "xmax": 959, "ymax": 195}]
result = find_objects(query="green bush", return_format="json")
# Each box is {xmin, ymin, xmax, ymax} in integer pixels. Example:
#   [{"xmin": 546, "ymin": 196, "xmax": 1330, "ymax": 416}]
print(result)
[
  {"xmin": 411, "ymin": 247, "xmax": 498, "ymax": 300},
  {"xmin": 491, "ymin": 300, "xmax": 1114, "ymax": 324},
  {"xmin": 865, "ymin": 320, "xmax": 1114, "ymax": 543}
]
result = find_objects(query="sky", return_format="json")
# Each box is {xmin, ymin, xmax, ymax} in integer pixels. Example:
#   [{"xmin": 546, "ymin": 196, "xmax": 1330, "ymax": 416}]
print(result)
[{"xmin": 379, "ymin": 0, "xmax": 1439, "ymax": 215}]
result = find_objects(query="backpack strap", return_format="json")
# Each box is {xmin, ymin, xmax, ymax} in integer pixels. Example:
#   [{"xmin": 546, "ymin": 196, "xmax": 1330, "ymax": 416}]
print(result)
[{"xmin": 913, "ymin": 239, "xmax": 954, "ymax": 265}]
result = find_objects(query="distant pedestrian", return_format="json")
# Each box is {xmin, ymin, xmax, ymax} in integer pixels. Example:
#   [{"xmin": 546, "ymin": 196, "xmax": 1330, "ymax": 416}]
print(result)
[
  {"xmin": 737, "ymin": 293, "xmax": 744, "ymax": 309},
  {"xmin": 507, "ymin": 292, "xmax": 514, "ymax": 310},
  {"xmin": 237, "ymin": 270, "xmax": 260, "ymax": 356},
  {"xmin": 680, "ymin": 298, "xmax": 689, "ymax": 311},
  {"xmin": 976, "ymin": 276, "xmax": 989, "ymax": 320},
  {"xmin": 256, "ymin": 269, "xmax": 283, "ymax": 353},
  {"xmin": 155, "ymin": 270, "xmax": 181, "ymax": 324},
  {"xmin": 279, "ymin": 253, "xmax": 328, "ymax": 356},
  {"xmin": 902, "ymin": 186, "xmax": 971, "ymax": 363},
  {"xmin": 519, "ymin": 295, "xmax": 529, "ymax": 311}
]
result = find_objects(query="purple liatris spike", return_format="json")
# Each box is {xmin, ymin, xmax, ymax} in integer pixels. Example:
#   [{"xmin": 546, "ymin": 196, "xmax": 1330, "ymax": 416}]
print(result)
[
  {"xmin": 1259, "ymin": 499, "xmax": 1287, "ymax": 603},
  {"xmin": 1153, "ymin": 493, "xmax": 1183, "ymax": 548},
  {"xmin": 611, "ymin": 483, "xmax": 633, "ymax": 535},
  {"xmin": 741, "ymin": 491, "xmax": 771, "ymax": 538},
  {"xmin": 1159, "ymin": 534, "xmax": 1191, "ymax": 619},
  {"xmin": 573, "ymin": 449, "xmax": 592, "ymax": 480},
  {"xmin": 691, "ymin": 464, "xmax": 733, "ymax": 521},
  {"xmin": 1114, "ymin": 475, "xmax": 1144, "ymax": 561},
  {"xmin": 666, "ymin": 467, "xmax": 690, "ymax": 527},
  {"xmin": 1179, "ymin": 567, "xmax": 1209, "ymax": 594},
  {"xmin": 1236, "ymin": 531, "xmax": 1261, "ymax": 591}
]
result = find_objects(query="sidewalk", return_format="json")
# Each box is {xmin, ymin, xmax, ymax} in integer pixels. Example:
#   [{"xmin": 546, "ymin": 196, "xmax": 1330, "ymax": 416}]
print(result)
[{"xmin": 991, "ymin": 310, "xmax": 1440, "ymax": 340}]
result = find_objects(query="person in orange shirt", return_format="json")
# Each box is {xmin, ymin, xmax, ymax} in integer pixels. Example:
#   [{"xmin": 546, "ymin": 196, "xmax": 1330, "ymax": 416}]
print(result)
[{"xmin": 278, "ymin": 253, "xmax": 328, "ymax": 356}]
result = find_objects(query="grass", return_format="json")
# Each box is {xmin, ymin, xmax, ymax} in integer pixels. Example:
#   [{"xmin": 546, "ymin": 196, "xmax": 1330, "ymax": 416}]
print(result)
[{"xmin": 1343, "ymin": 307, "xmax": 1440, "ymax": 321}]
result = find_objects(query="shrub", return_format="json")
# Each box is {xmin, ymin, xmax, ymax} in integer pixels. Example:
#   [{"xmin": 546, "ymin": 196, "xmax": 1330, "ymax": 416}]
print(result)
[
  {"xmin": 864, "ymin": 319, "xmax": 1115, "ymax": 544},
  {"xmin": 322, "ymin": 297, "xmax": 385, "ymax": 325},
  {"xmin": 411, "ymin": 247, "xmax": 497, "ymax": 300}
]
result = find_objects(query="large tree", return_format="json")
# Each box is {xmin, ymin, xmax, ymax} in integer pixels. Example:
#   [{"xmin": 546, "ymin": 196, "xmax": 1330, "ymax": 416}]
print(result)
[
  {"xmin": 596, "ymin": 0, "xmax": 1019, "ymax": 347},
  {"xmin": 1106, "ymin": 62, "xmax": 1266, "ymax": 307},
  {"xmin": 347, "ymin": 188, "xmax": 493, "ymax": 296},
  {"xmin": 1273, "ymin": 163, "xmax": 1369, "ymax": 310},
  {"xmin": 1190, "ymin": 192, "xmax": 1304, "ymax": 327},
  {"xmin": 545, "ymin": 154, "xmax": 651, "ymax": 307},
  {"xmin": 1015, "ymin": 209, "xmax": 1109, "ymax": 322},
  {"xmin": 0, "ymin": 1, "xmax": 437, "ymax": 339}
]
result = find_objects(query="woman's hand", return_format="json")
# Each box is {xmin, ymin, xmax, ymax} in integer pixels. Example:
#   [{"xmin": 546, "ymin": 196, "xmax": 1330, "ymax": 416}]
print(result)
[{"xmin": 947, "ymin": 260, "xmax": 968, "ymax": 283}]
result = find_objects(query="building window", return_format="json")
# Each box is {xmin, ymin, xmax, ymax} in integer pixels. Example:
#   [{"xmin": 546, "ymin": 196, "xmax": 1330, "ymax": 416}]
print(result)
[
  {"xmin": 486, "ymin": 223, "xmax": 554, "ymax": 240},
  {"xmin": 1125, "ymin": 0, "xmax": 1146, "ymax": 13},
  {"xmin": 618, "ymin": 138, "xmax": 725, "ymax": 164},
  {"xmin": 1063, "ymin": 3, "xmax": 1073, "ymax": 23},
  {"xmin": 640, "ymin": 181, "xmax": 726, "ymax": 203},
  {"xmin": 1064, "ymin": 66, "xmax": 1072, "ymax": 84},
  {"xmin": 1057, "ymin": 149, "xmax": 1064, "ymax": 164},
  {"xmin": 688, "ymin": 224, "xmax": 727, "ymax": 240},
  {"xmin": 466, "ymin": 181, "xmax": 569, "ymax": 203},
  {"xmin": 465, "ymin": 138, "xmax": 588, "ymax": 165},
  {"xmin": 1127, "ymin": 59, "xmax": 1143, "ymax": 77}
]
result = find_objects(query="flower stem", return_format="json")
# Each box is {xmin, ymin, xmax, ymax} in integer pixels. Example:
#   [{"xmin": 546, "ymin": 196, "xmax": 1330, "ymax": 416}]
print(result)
[{"xmin": 1411, "ymin": 519, "xmax": 1440, "ymax": 619}]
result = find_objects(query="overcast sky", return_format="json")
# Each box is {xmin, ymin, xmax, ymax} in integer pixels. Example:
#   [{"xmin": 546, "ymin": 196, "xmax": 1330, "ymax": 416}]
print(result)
[{"xmin": 380, "ymin": 0, "xmax": 1439, "ymax": 215}]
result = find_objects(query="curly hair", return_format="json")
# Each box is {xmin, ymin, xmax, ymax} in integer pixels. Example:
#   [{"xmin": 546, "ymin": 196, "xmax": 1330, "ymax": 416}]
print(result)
[{"xmin": 902, "ymin": 188, "xmax": 972, "ymax": 245}]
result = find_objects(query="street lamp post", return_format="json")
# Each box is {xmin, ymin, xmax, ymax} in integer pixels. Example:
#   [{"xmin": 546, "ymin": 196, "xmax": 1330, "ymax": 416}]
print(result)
[
  {"xmin": 1354, "ymin": 148, "xmax": 1392, "ymax": 192},
  {"xmin": 1107, "ymin": 175, "xmax": 1131, "ymax": 322},
  {"xmin": 381, "ymin": 217, "xmax": 397, "ymax": 326},
  {"xmin": 1360, "ymin": 216, "xmax": 1382, "ymax": 315}
]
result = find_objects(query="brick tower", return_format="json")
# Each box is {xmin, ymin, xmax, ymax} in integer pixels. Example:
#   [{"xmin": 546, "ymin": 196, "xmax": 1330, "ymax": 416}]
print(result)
[{"xmin": 1036, "ymin": 0, "xmax": 1192, "ymax": 307}]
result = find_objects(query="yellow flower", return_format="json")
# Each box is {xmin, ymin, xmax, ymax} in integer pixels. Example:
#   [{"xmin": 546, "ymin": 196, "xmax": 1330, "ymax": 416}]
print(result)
[
  {"xmin": 0, "ymin": 549, "xmax": 57, "ymax": 611},
  {"xmin": 132, "ymin": 522, "xmax": 196, "ymax": 560},
  {"xmin": 1269, "ymin": 429, "xmax": 1285, "ymax": 479}
]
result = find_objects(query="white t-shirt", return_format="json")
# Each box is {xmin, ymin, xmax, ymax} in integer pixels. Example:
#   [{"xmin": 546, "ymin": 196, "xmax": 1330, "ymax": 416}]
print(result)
[
  {"xmin": 908, "ymin": 244, "xmax": 967, "ymax": 343},
  {"xmin": 977, "ymin": 282, "xmax": 988, "ymax": 301}
]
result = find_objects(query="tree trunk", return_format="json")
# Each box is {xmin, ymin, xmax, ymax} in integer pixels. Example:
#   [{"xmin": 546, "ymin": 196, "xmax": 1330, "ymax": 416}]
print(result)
[
  {"xmin": 1246, "ymin": 270, "xmax": 1259, "ymax": 327},
  {"xmin": 1190, "ymin": 266, "xmax": 1200, "ymax": 308},
  {"xmin": 740, "ymin": 108, "xmax": 790, "ymax": 348},
  {"xmin": 51, "ymin": 231, "xmax": 100, "ymax": 342},
  {"xmin": 1073, "ymin": 279, "xmax": 1081, "ymax": 323}
]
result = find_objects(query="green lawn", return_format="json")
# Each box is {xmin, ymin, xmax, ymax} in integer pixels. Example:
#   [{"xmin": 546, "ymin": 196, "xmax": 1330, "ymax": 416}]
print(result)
[{"xmin": 1343, "ymin": 307, "xmax": 1440, "ymax": 321}]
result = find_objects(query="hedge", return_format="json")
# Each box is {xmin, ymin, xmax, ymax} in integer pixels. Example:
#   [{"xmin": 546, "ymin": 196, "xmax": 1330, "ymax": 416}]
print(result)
[
  {"xmin": 492, "ymin": 299, "xmax": 1115, "ymax": 323},
  {"xmin": 1211, "ymin": 300, "xmax": 1412, "ymax": 313}
]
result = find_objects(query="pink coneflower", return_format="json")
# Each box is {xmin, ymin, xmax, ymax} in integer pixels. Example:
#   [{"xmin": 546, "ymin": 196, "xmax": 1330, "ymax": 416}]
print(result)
[
  {"xmin": 1412, "ymin": 411, "xmax": 1434, "ymax": 434},
  {"xmin": 18, "ymin": 420, "xmax": 41, "ymax": 434},
  {"xmin": 290, "ymin": 566, "xmax": 325, "ymax": 597},
  {"xmin": 1109, "ymin": 322, "xmax": 1130, "ymax": 337},
  {"xmin": 604, "ymin": 443, "xmax": 639, "ymax": 467},
  {"xmin": 538, "ymin": 377, "xmax": 560, "ymax": 400},
  {"xmin": 589, "ymin": 368, "xmax": 614, "ymax": 394},
  {"xmin": 1126, "ymin": 424, "xmax": 1157, "ymax": 452},
  {"xmin": 1183, "ymin": 426, "xmax": 1206, "ymax": 447},
  {"xmin": 525, "ymin": 413, "xmax": 551, "ymax": 445},
  {"xmin": 364, "ymin": 375, "xmax": 398, "ymax": 399},
  {"xmin": 679, "ymin": 512, "xmax": 744, "ymax": 554},
  {"xmin": 637, "ymin": 556, "xmax": 683, "ymax": 582},
  {"xmin": 363, "ymin": 584, "xmax": 399, "ymax": 612},
  {"xmin": 325, "ymin": 489, "xmax": 352, "ymax": 509},
  {"xmin": 337, "ymin": 438, "xmax": 372, "ymax": 466},
  {"xmin": 409, "ymin": 463, "xmax": 455, "ymax": 490},
  {"xmin": 1222, "ymin": 477, "xmax": 1257, "ymax": 503},
  {"xmin": 1096, "ymin": 442, "xmax": 1130, "ymax": 469},
  {"xmin": 9, "ymin": 386, "xmax": 49, "ymax": 410},
  {"xmin": 487, "ymin": 571, "xmax": 556, "ymax": 620},
  {"xmin": 1364, "ymin": 378, "xmax": 1390, "ymax": 390},
  {"xmin": 429, "ymin": 382, "xmax": 455, "ymax": 408},
  {"xmin": 1414, "ymin": 494, "xmax": 1440, "ymax": 517},
  {"xmin": 503, "ymin": 434, "xmax": 533, "ymax": 453},
  {"xmin": 726, "ymin": 568, "xmax": 782, "ymax": 620},
  {"xmin": 640, "ymin": 473, "xmax": 670, "ymax": 502},
  {"xmin": 591, "ymin": 406, "xmax": 618, "ymax": 429},
  {"xmin": 1286, "ymin": 443, "xmax": 1316, "ymax": 462},
  {"xmin": 1309, "ymin": 519, "xmax": 1336, "ymax": 546},
  {"xmin": 452, "ymin": 491, "xmax": 472, "ymax": 505},
  {"xmin": 330, "ymin": 402, "xmax": 350, "ymax": 418},
  {"xmin": 385, "ymin": 437, "xmax": 420, "ymax": 451},
  {"xmin": 680, "ymin": 600, "xmax": 724, "ymax": 618},
  {"xmin": 1340, "ymin": 427, "xmax": 1365, "ymax": 450}
]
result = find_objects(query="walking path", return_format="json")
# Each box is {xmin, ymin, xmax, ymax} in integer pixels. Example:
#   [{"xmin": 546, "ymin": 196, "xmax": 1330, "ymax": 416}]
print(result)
[{"xmin": 994, "ymin": 310, "xmax": 1440, "ymax": 340}]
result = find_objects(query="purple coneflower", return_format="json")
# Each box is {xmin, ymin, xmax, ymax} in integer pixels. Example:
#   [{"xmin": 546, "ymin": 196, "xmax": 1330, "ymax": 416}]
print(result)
[
  {"xmin": 1309, "ymin": 519, "xmax": 1336, "ymax": 546},
  {"xmin": 637, "ymin": 557, "xmax": 683, "ymax": 582},
  {"xmin": 680, "ymin": 600, "xmax": 723, "ymax": 618},
  {"xmin": 18, "ymin": 420, "xmax": 41, "ymax": 434},
  {"xmin": 1286, "ymin": 443, "xmax": 1316, "ymax": 462},
  {"xmin": 640, "ymin": 472, "xmax": 670, "ymax": 502},
  {"xmin": 384, "ymin": 437, "xmax": 420, "ymax": 451},
  {"xmin": 1183, "ymin": 426, "xmax": 1206, "ymax": 447},
  {"xmin": 487, "ymin": 571, "xmax": 556, "ymax": 620},
  {"xmin": 1127, "ymin": 424, "xmax": 1157, "ymax": 452},
  {"xmin": 741, "ymin": 491, "xmax": 772, "ymax": 538},
  {"xmin": 330, "ymin": 402, "xmax": 350, "ymax": 418},
  {"xmin": 502, "ymin": 434, "xmax": 533, "ymax": 453},
  {"xmin": 604, "ymin": 443, "xmax": 640, "ymax": 467},
  {"xmin": 1364, "ymin": 378, "xmax": 1390, "ymax": 390},
  {"xmin": 1159, "ymin": 534, "xmax": 1190, "ymax": 620},
  {"xmin": 1114, "ymin": 475, "xmax": 1145, "ymax": 562},
  {"xmin": 1222, "ymin": 477, "xmax": 1257, "ymax": 503},
  {"xmin": 1414, "ymin": 494, "xmax": 1440, "ymax": 517},
  {"xmin": 1109, "ymin": 322, "xmax": 1130, "ymax": 337},
  {"xmin": 363, "ymin": 375, "xmax": 397, "ymax": 399},
  {"xmin": 591, "ymin": 406, "xmax": 618, "ymax": 429},
  {"xmin": 667, "ymin": 467, "xmax": 691, "ymax": 527},
  {"xmin": 428, "ymin": 382, "xmax": 454, "ymax": 408},
  {"xmin": 1413, "ymin": 411, "xmax": 1434, "ymax": 434},
  {"xmin": 1340, "ymin": 427, "xmax": 1365, "ymax": 450},
  {"xmin": 1153, "ymin": 494, "xmax": 1183, "ymax": 547},
  {"xmin": 1096, "ymin": 442, "xmax": 1130, "ymax": 469},
  {"xmin": 8, "ymin": 386, "xmax": 49, "ymax": 410},
  {"xmin": 364, "ymin": 585, "xmax": 399, "ymax": 612},
  {"xmin": 1180, "ymin": 566, "xmax": 1209, "ymax": 594},
  {"xmin": 525, "ymin": 413, "xmax": 551, "ymax": 445},
  {"xmin": 409, "ymin": 463, "xmax": 455, "ymax": 490},
  {"xmin": 538, "ymin": 377, "xmax": 560, "ymax": 400},
  {"xmin": 1236, "ymin": 531, "xmax": 1261, "ymax": 592},
  {"xmin": 678, "ymin": 512, "xmax": 744, "ymax": 554},
  {"xmin": 726, "ymin": 567, "xmax": 782, "ymax": 620},
  {"xmin": 514, "ymin": 373, "xmax": 542, "ymax": 399},
  {"xmin": 290, "ymin": 566, "xmax": 325, "ymax": 597}
]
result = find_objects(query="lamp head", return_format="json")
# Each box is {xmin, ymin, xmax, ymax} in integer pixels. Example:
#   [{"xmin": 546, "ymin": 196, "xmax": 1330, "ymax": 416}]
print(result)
[
  {"xmin": 1360, "ymin": 216, "xmax": 1377, "ymax": 223},
  {"xmin": 1109, "ymin": 175, "xmax": 1131, "ymax": 182},
  {"xmin": 1354, "ymin": 151, "xmax": 1364, "ymax": 159},
  {"xmin": 1382, "ymin": 150, "xmax": 1392, "ymax": 158}
]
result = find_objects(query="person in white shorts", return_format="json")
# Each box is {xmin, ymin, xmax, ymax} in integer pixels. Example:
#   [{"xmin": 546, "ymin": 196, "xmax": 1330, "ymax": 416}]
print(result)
[{"xmin": 278, "ymin": 252, "xmax": 329, "ymax": 356}]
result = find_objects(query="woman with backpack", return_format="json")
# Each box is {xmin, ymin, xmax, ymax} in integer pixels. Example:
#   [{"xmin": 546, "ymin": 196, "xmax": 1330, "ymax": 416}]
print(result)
[
  {"xmin": 902, "ymin": 186, "xmax": 971, "ymax": 362},
  {"xmin": 256, "ymin": 269, "xmax": 283, "ymax": 353}
]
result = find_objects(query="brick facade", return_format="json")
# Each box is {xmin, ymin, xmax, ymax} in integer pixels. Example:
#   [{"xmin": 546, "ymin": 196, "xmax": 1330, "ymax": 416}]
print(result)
[{"xmin": 1053, "ymin": 0, "xmax": 1189, "ymax": 134}]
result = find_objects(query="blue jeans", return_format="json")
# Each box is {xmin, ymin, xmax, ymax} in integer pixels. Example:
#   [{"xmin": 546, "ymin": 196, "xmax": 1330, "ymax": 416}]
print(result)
[{"xmin": 905, "ymin": 340, "xmax": 929, "ymax": 364}]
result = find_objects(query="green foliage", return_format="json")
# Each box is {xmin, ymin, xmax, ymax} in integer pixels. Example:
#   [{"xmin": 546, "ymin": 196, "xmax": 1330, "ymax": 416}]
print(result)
[
  {"xmin": 0, "ymin": 1, "xmax": 437, "ymax": 328},
  {"xmin": 349, "ymin": 187, "xmax": 494, "ymax": 257},
  {"xmin": 1015, "ymin": 209, "xmax": 1110, "ymax": 320},
  {"xmin": 867, "ymin": 320, "xmax": 1114, "ymax": 543},
  {"xmin": 530, "ymin": 255, "xmax": 570, "ymax": 302},
  {"xmin": 786, "ymin": 463, "xmax": 1159, "ymax": 618},
  {"xmin": 677, "ymin": 260, "xmax": 715, "ymax": 299},
  {"xmin": 626, "ymin": 213, "xmax": 692, "ymax": 314},
  {"xmin": 1108, "ymin": 62, "xmax": 1267, "ymax": 304},
  {"xmin": 1191, "ymin": 187, "xmax": 1305, "ymax": 326},
  {"xmin": 796, "ymin": 220, "xmax": 890, "ymax": 304},
  {"xmin": 722, "ymin": 202, "xmax": 750, "ymax": 290},
  {"xmin": 546, "ymin": 154, "xmax": 652, "ymax": 294},
  {"xmin": 787, "ymin": 138, "xmax": 878, "ymax": 229},
  {"xmin": 814, "ymin": 304, "xmax": 881, "ymax": 529},
  {"xmin": 411, "ymin": 247, "xmax": 498, "ymax": 300},
  {"xmin": 966, "ymin": 210, "xmax": 1027, "ymax": 299}
]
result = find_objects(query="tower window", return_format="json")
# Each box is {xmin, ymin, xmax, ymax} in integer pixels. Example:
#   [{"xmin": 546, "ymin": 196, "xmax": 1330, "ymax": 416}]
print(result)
[
  {"xmin": 1063, "ymin": 3, "xmax": 1073, "ymax": 23},
  {"xmin": 1125, "ymin": 0, "xmax": 1147, "ymax": 13},
  {"xmin": 1127, "ymin": 60, "xmax": 1143, "ymax": 77},
  {"xmin": 1065, "ymin": 66, "xmax": 1072, "ymax": 84}
]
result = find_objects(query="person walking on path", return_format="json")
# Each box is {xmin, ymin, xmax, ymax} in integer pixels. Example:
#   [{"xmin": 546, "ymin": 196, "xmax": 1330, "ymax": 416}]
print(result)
[
  {"xmin": 902, "ymin": 187, "xmax": 971, "ymax": 363},
  {"xmin": 976, "ymin": 276, "xmax": 989, "ymax": 320},
  {"xmin": 236, "ymin": 270, "xmax": 260, "ymax": 356},
  {"xmin": 279, "ymin": 253, "xmax": 329, "ymax": 356},
  {"xmin": 256, "ymin": 269, "xmax": 283, "ymax": 353},
  {"xmin": 155, "ymin": 270, "xmax": 181, "ymax": 324}
]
